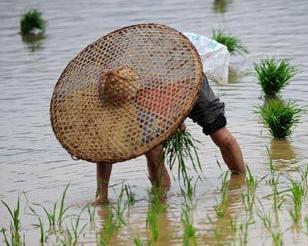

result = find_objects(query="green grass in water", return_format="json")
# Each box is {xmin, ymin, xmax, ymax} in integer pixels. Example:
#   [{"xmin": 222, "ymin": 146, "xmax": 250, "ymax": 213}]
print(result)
[
  {"xmin": 20, "ymin": 9, "xmax": 46, "ymax": 35},
  {"xmin": 163, "ymin": 129, "xmax": 202, "ymax": 185},
  {"xmin": 255, "ymin": 58, "xmax": 297, "ymax": 97},
  {"xmin": 257, "ymin": 99, "xmax": 302, "ymax": 138},
  {"xmin": 212, "ymin": 29, "xmax": 248, "ymax": 55}
]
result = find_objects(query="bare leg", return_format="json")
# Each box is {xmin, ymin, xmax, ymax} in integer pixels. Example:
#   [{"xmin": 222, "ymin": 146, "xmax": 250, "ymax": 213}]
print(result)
[
  {"xmin": 94, "ymin": 162, "xmax": 112, "ymax": 205},
  {"xmin": 210, "ymin": 127, "xmax": 246, "ymax": 175},
  {"xmin": 145, "ymin": 145, "xmax": 171, "ymax": 188}
]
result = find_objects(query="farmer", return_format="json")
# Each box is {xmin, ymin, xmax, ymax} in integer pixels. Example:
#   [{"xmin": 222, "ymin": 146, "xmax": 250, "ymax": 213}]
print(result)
[
  {"xmin": 50, "ymin": 23, "xmax": 246, "ymax": 205},
  {"xmin": 95, "ymin": 73, "xmax": 245, "ymax": 204}
]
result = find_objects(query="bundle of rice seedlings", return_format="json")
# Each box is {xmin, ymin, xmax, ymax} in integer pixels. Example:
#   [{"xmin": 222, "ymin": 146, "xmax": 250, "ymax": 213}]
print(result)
[
  {"xmin": 257, "ymin": 99, "xmax": 302, "ymax": 138},
  {"xmin": 20, "ymin": 9, "xmax": 46, "ymax": 35},
  {"xmin": 212, "ymin": 29, "xmax": 248, "ymax": 55},
  {"xmin": 255, "ymin": 58, "xmax": 297, "ymax": 97},
  {"xmin": 163, "ymin": 129, "xmax": 202, "ymax": 185}
]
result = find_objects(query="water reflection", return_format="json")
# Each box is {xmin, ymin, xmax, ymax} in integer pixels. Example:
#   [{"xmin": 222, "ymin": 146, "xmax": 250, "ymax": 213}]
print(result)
[
  {"xmin": 213, "ymin": 0, "xmax": 233, "ymax": 14},
  {"xmin": 269, "ymin": 139, "xmax": 297, "ymax": 170},
  {"xmin": 203, "ymin": 175, "xmax": 245, "ymax": 244},
  {"xmin": 21, "ymin": 34, "xmax": 46, "ymax": 52}
]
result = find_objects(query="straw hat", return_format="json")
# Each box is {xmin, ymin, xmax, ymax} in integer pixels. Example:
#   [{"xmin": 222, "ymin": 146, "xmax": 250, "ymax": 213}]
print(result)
[{"xmin": 50, "ymin": 23, "xmax": 202, "ymax": 163}]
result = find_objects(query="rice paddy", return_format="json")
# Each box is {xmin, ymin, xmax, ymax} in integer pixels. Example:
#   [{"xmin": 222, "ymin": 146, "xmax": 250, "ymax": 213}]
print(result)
[
  {"xmin": 1, "ymin": 0, "xmax": 308, "ymax": 245},
  {"xmin": 1, "ymin": 154, "xmax": 308, "ymax": 245}
]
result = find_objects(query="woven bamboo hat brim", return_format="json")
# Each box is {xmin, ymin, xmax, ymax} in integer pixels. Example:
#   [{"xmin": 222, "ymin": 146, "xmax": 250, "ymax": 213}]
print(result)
[{"xmin": 50, "ymin": 23, "xmax": 202, "ymax": 163}]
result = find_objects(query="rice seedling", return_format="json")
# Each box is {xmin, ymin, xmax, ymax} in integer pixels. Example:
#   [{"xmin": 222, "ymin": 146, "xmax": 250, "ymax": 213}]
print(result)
[
  {"xmin": 20, "ymin": 9, "xmax": 46, "ymax": 35},
  {"xmin": 271, "ymin": 229, "xmax": 283, "ymax": 246},
  {"xmin": 133, "ymin": 236, "xmax": 144, "ymax": 246},
  {"xmin": 38, "ymin": 218, "xmax": 45, "ymax": 245},
  {"xmin": 288, "ymin": 179, "xmax": 305, "ymax": 224},
  {"xmin": 1, "ymin": 198, "xmax": 23, "ymax": 246},
  {"xmin": 256, "ymin": 205, "xmax": 272, "ymax": 233},
  {"xmin": 41, "ymin": 184, "xmax": 70, "ymax": 231},
  {"xmin": 271, "ymin": 177, "xmax": 285, "ymax": 212},
  {"xmin": 238, "ymin": 217, "xmax": 250, "ymax": 246},
  {"xmin": 86, "ymin": 204, "xmax": 96, "ymax": 229},
  {"xmin": 163, "ymin": 129, "xmax": 202, "ymax": 186},
  {"xmin": 230, "ymin": 217, "xmax": 238, "ymax": 244},
  {"xmin": 98, "ymin": 191, "xmax": 128, "ymax": 245},
  {"xmin": 214, "ymin": 172, "xmax": 229, "ymax": 219},
  {"xmin": 64, "ymin": 208, "xmax": 87, "ymax": 246},
  {"xmin": 255, "ymin": 58, "xmax": 298, "ymax": 97},
  {"xmin": 123, "ymin": 184, "xmax": 136, "ymax": 206},
  {"xmin": 146, "ymin": 187, "xmax": 166, "ymax": 243},
  {"xmin": 98, "ymin": 207, "xmax": 118, "ymax": 245},
  {"xmin": 212, "ymin": 29, "xmax": 248, "ymax": 55},
  {"xmin": 181, "ymin": 202, "xmax": 197, "ymax": 246},
  {"xmin": 242, "ymin": 166, "xmax": 257, "ymax": 216},
  {"xmin": 257, "ymin": 99, "xmax": 302, "ymax": 138},
  {"xmin": 180, "ymin": 175, "xmax": 200, "ymax": 204}
]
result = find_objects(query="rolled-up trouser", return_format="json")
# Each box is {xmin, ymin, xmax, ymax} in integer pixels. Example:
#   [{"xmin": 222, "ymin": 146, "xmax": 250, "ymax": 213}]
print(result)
[{"xmin": 188, "ymin": 73, "xmax": 226, "ymax": 135}]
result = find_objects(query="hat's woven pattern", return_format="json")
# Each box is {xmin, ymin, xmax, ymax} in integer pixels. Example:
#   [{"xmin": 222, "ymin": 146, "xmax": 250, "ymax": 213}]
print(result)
[{"xmin": 50, "ymin": 24, "xmax": 202, "ymax": 163}]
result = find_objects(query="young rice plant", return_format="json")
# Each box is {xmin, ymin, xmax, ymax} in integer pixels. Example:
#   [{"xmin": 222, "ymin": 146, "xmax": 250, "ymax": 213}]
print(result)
[
  {"xmin": 20, "ymin": 9, "xmax": 46, "ymax": 35},
  {"xmin": 255, "ymin": 58, "xmax": 297, "ymax": 97},
  {"xmin": 212, "ymin": 29, "xmax": 248, "ymax": 55},
  {"xmin": 257, "ymin": 99, "xmax": 302, "ymax": 138}
]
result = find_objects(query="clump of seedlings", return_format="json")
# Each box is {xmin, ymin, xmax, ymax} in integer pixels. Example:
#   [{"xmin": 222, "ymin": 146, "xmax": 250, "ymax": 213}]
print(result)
[
  {"xmin": 20, "ymin": 9, "xmax": 46, "ymax": 35},
  {"xmin": 163, "ymin": 129, "xmax": 202, "ymax": 186},
  {"xmin": 255, "ymin": 58, "xmax": 297, "ymax": 97},
  {"xmin": 212, "ymin": 29, "xmax": 248, "ymax": 55},
  {"xmin": 257, "ymin": 99, "xmax": 302, "ymax": 138}
]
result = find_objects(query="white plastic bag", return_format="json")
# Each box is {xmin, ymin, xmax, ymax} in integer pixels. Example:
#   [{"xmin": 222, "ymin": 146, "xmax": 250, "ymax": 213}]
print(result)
[{"xmin": 184, "ymin": 32, "xmax": 230, "ymax": 84}]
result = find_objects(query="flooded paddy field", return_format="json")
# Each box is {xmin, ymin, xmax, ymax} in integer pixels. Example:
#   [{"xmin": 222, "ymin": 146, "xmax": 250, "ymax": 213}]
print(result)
[{"xmin": 1, "ymin": 0, "xmax": 308, "ymax": 245}]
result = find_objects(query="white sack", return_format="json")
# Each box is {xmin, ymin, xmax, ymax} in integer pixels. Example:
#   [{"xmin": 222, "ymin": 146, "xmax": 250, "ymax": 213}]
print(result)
[{"xmin": 184, "ymin": 32, "xmax": 230, "ymax": 84}]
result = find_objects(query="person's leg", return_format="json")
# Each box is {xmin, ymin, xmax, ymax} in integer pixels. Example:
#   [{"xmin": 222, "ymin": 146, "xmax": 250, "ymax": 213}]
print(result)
[
  {"xmin": 145, "ymin": 145, "xmax": 171, "ymax": 188},
  {"xmin": 94, "ymin": 162, "xmax": 113, "ymax": 204},
  {"xmin": 188, "ymin": 73, "xmax": 245, "ymax": 175},
  {"xmin": 210, "ymin": 127, "xmax": 245, "ymax": 175}
]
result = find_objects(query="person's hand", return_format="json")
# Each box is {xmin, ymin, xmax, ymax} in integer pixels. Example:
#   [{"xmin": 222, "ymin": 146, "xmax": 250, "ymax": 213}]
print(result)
[{"xmin": 179, "ymin": 122, "xmax": 186, "ymax": 131}]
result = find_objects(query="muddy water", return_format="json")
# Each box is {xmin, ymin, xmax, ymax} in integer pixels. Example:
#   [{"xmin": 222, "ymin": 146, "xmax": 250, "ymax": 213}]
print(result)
[{"xmin": 1, "ymin": 0, "xmax": 308, "ymax": 245}]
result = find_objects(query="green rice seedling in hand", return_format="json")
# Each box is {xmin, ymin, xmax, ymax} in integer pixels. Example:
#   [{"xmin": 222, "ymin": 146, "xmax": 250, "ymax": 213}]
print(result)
[
  {"xmin": 163, "ymin": 129, "xmax": 202, "ymax": 186},
  {"xmin": 20, "ymin": 9, "xmax": 46, "ymax": 35},
  {"xmin": 255, "ymin": 58, "xmax": 297, "ymax": 97},
  {"xmin": 212, "ymin": 29, "xmax": 248, "ymax": 55},
  {"xmin": 1, "ymin": 198, "xmax": 22, "ymax": 246},
  {"xmin": 257, "ymin": 99, "xmax": 302, "ymax": 138}
]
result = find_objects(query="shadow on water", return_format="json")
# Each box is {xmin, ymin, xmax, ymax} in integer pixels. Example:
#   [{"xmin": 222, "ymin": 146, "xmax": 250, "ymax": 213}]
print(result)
[
  {"xmin": 213, "ymin": 0, "xmax": 233, "ymax": 14},
  {"xmin": 21, "ymin": 33, "xmax": 46, "ymax": 52}
]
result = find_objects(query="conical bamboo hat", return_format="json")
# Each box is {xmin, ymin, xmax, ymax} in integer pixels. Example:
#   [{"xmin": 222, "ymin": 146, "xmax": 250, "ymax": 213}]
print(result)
[{"xmin": 50, "ymin": 23, "xmax": 202, "ymax": 163}]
